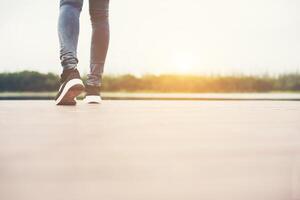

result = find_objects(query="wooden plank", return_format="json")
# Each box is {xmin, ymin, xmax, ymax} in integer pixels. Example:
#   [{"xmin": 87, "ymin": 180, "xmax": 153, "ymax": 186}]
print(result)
[{"xmin": 0, "ymin": 101, "xmax": 299, "ymax": 200}]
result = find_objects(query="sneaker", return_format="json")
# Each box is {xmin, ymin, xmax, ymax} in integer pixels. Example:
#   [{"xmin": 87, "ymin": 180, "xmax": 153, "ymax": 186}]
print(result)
[
  {"xmin": 55, "ymin": 68, "xmax": 85, "ymax": 105},
  {"xmin": 83, "ymin": 85, "xmax": 102, "ymax": 104}
]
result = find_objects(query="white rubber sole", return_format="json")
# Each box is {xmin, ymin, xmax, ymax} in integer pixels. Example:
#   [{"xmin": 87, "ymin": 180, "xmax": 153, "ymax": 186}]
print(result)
[
  {"xmin": 83, "ymin": 95, "xmax": 102, "ymax": 104},
  {"xmin": 55, "ymin": 79, "xmax": 84, "ymax": 105}
]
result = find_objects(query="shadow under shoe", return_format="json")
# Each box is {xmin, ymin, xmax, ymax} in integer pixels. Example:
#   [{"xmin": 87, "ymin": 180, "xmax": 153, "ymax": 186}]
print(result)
[{"xmin": 55, "ymin": 68, "xmax": 84, "ymax": 105}]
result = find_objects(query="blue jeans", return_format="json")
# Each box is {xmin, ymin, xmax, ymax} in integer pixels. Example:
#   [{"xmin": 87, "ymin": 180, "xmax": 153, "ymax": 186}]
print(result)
[{"xmin": 58, "ymin": 0, "xmax": 110, "ymax": 86}]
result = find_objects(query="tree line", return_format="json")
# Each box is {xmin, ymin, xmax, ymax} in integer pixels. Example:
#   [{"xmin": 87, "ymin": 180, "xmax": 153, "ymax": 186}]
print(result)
[{"xmin": 0, "ymin": 71, "xmax": 300, "ymax": 92}]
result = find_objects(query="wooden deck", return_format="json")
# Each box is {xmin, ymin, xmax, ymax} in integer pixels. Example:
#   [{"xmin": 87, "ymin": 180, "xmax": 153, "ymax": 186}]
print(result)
[{"xmin": 0, "ymin": 100, "xmax": 300, "ymax": 200}]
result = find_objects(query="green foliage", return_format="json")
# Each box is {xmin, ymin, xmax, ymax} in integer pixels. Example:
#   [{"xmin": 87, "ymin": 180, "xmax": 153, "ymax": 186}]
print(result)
[
  {"xmin": 101, "ymin": 74, "xmax": 300, "ymax": 93},
  {"xmin": 0, "ymin": 71, "xmax": 59, "ymax": 92},
  {"xmin": 0, "ymin": 71, "xmax": 300, "ymax": 92}
]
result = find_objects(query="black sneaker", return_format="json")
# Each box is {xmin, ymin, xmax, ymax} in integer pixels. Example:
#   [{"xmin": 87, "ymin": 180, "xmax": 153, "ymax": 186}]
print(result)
[
  {"xmin": 83, "ymin": 85, "xmax": 102, "ymax": 104},
  {"xmin": 55, "ymin": 68, "xmax": 84, "ymax": 105}
]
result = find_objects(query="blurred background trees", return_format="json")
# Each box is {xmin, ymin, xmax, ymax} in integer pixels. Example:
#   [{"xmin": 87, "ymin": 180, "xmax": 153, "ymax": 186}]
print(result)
[{"xmin": 0, "ymin": 71, "xmax": 300, "ymax": 93}]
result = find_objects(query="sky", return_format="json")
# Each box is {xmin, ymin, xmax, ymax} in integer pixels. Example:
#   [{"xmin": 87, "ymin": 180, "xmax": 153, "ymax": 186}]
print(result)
[{"xmin": 0, "ymin": 0, "xmax": 300, "ymax": 76}]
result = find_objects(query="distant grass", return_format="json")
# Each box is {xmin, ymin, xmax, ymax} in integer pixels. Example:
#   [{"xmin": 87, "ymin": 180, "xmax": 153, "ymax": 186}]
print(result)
[
  {"xmin": 1, "ymin": 91, "xmax": 300, "ymax": 101},
  {"xmin": 0, "ymin": 92, "xmax": 56, "ymax": 96},
  {"xmin": 1, "ymin": 71, "xmax": 300, "ymax": 93}
]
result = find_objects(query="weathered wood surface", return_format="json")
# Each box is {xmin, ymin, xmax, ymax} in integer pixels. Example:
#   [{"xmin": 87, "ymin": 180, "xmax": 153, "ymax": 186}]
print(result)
[{"xmin": 0, "ymin": 100, "xmax": 300, "ymax": 200}]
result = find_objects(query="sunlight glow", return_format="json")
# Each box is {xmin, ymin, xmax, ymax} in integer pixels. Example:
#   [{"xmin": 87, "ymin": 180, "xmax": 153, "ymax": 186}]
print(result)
[{"xmin": 171, "ymin": 52, "xmax": 198, "ymax": 74}]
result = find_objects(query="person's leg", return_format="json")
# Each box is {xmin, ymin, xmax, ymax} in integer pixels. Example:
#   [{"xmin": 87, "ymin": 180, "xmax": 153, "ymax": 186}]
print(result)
[
  {"xmin": 87, "ymin": 0, "xmax": 110, "ymax": 86},
  {"xmin": 58, "ymin": 0, "xmax": 83, "ymax": 70},
  {"xmin": 56, "ymin": 0, "xmax": 85, "ymax": 105}
]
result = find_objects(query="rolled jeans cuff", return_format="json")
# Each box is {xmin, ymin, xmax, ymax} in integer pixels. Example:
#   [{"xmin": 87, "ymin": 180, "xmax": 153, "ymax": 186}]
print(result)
[
  {"xmin": 86, "ymin": 74, "xmax": 103, "ymax": 86},
  {"xmin": 86, "ymin": 63, "xmax": 104, "ymax": 86},
  {"xmin": 60, "ymin": 54, "xmax": 78, "ymax": 70}
]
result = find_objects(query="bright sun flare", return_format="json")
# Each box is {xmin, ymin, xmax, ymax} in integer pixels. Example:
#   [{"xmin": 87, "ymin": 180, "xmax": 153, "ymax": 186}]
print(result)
[{"xmin": 171, "ymin": 52, "xmax": 197, "ymax": 74}]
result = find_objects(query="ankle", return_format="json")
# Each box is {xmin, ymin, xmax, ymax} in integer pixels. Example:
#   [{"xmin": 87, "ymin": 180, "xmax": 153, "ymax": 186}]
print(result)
[{"xmin": 85, "ymin": 84, "xmax": 100, "ymax": 96}]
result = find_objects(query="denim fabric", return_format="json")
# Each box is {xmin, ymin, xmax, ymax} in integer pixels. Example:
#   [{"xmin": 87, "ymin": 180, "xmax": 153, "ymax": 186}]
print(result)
[{"xmin": 58, "ymin": 0, "xmax": 110, "ymax": 86}]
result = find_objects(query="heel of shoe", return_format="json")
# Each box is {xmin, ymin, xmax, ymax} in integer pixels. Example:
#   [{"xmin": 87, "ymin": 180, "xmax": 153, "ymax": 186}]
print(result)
[
  {"xmin": 55, "ymin": 79, "xmax": 84, "ymax": 105},
  {"xmin": 83, "ymin": 95, "xmax": 102, "ymax": 104}
]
